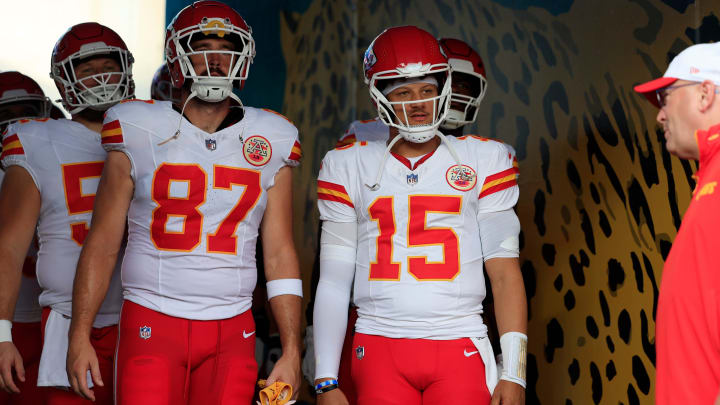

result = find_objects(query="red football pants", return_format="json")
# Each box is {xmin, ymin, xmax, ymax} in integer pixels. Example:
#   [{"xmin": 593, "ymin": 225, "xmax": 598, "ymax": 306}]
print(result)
[
  {"xmin": 115, "ymin": 300, "xmax": 257, "ymax": 405},
  {"xmin": 40, "ymin": 308, "xmax": 117, "ymax": 405},
  {"xmin": 351, "ymin": 333, "xmax": 491, "ymax": 405},
  {"xmin": 0, "ymin": 321, "xmax": 46, "ymax": 405}
]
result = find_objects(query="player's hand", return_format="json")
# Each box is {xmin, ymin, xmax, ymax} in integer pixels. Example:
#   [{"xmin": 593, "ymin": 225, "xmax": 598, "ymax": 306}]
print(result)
[
  {"xmin": 490, "ymin": 379, "xmax": 525, "ymax": 405},
  {"xmin": 316, "ymin": 388, "xmax": 349, "ymax": 405},
  {"xmin": 66, "ymin": 336, "xmax": 103, "ymax": 401},
  {"xmin": 266, "ymin": 352, "xmax": 301, "ymax": 399},
  {"xmin": 0, "ymin": 342, "xmax": 24, "ymax": 393}
]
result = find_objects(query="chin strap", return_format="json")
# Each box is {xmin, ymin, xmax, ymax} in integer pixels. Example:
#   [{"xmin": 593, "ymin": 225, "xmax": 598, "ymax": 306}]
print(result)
[
  {"xmin": 364, "ymin": 133, "xmax": 404, "ymax": 191},
  {"xmin": 364, "ymin": 131, "xmax": 470, "ymax": 191},
  {"xmin": 436, "ymin": 131, "xmax": 463, "ymax": 168},
  {"xmin": 158, "ymin": 90, "xmax": 197, "ymax": 146},
  {"xmin": 228, "ymin": 91, "xmax": 244, "ymax": 108}
]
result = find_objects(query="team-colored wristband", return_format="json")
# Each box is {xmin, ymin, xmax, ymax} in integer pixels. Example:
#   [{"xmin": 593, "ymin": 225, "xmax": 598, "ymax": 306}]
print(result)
[
  {"xmin": 0, "ymin": 320, "xmax": 12, "ymax": 343},
  {"xmin": 266, "ymin": 278, "xmax": 303, "ymax": 299},
  {"xmin": 500, "ymin": 332, "xmax": 527, "ymax": 388},
  {"xmin": 314, "ymin": 379, "xmax": 338, "ymax": 394}
]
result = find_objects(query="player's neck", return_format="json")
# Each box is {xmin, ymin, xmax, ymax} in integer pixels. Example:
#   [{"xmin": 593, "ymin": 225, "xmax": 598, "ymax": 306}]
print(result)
[
  {"xmin": 390, "ymin": 136, "xmax": 441, "ymax": 158},
  {"xmin": 72, "ymin": 109, "xmax": 105, "ymax": 133},
  {"xmin": 181, "ymin": 95, "xmax": 232, "ymax": 134}
]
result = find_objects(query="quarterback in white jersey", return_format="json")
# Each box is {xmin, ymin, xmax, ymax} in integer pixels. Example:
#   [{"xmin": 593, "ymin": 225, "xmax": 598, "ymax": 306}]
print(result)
[
  {"xmin": 313, "ymin": 27, "xmax": 527, "ymax": 405},
  {"xmin": 0, "ymin": 23, "xmax": 134, "ymax": 405},
  {"xmin": 67, "ymin": 2, "xmax": 304, "ymax": 404},
  {"xmin": 320, "ymin": 136, "xmax": 517, "ymax": 339}
]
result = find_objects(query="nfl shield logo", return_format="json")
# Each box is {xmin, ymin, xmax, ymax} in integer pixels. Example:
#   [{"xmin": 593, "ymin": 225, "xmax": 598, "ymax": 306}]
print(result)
[
  {"xmin": 139, "ymin": 325, "xmax": 151, "ymax": 340},
  {"xmin": 407, "ymin": 173, "xmax": 418, "ymax": 186},
  {"xmin": 205, "ymin": 139, "xmax": 217, "ymax": 151},
  {"xmin": 356, "ymin": 346, "xmax": 364, "ymax": 360}
]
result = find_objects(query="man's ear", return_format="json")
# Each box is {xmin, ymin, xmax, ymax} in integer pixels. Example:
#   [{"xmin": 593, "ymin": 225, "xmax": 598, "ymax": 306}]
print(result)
[{"xmin": 699, "ymin": 80, "xmax": 717, "ymax": 113}]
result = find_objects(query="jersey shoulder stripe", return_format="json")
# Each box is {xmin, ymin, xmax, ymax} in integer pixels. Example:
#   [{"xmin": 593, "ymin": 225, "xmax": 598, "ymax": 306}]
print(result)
[
  {"xmin": 1, "ymin": 134, "xmax": 25, "ymax": 159},
  {"xmin": 317, "ymin": 180, "xmax": 354, "ymax": 208},
  {"xmin": 288, "ymin": 140, "xmax": 302, "ymax": 162},
  {"xmin": 479, "ymin": 167, "xmax": 518, "ymax": 199},
  {"xmin": 16, "ymin": 118, "xmax": 50, "ymax": 125},
  {"xmin": 336, "ymin": 133, "xmax": 356, "ymax": 148},
  {"xmin": 100, "ymin": 120, "xmax": 124, "ymax": 145},
  {"xmin": 334, "ymin": 140, "xmax": 367, "ymax": 151},
  {"xmin": 118, "ymin": 98, "xmax": 155, "ymax": 105},
  {"xmin": 261, "ymin": 108, "xmax": 293, "ymax": 124}
]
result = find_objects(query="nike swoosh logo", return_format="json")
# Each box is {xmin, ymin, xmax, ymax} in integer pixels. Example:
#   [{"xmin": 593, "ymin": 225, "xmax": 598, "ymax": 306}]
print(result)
[
  {"xmin": 464, "ymin": 350, "xmax": 479, "ymax": 357},
  {"xmin": 243, "ymin": 330, "xmax": 256, "ymax": 339}
]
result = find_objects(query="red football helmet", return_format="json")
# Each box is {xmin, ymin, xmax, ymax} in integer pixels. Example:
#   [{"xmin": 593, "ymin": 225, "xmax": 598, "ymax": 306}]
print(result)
[
  {"xmin": 151, "ymin": 64, "xmax": 181, "ymax": 106},
  {"xmin": 165, "ymin": 0, "xmax": 255, "ymax": 103},
  {"xmin": 438, "ymin": 38, "xmax": 487, "ymax": 130},
  {"xmin": 50, "ymin": 22, "xmax": 134, "ymax": 114},
  {"xmin": 0, "ymin": 71, "xmax": 52, "ymax": 131},
  {"xmin": 363, "ymin": 26, "xmax": 451, "ymax": 143}
]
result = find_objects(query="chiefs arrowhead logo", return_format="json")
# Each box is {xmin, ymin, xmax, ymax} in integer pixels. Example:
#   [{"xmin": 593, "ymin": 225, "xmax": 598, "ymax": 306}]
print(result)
[
  {"xmin": 243, "ymin": 135, "xmax": 272, "ymax": 166},
  {"xmin": 446, "ymin": 165, "xmax": 477, "ymax": 191}
]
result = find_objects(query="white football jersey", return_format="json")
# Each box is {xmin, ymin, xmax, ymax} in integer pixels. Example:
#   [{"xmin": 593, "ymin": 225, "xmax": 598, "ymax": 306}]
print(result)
[
  {"xmin": 0, "ymin": 170, "xmax": 42, "ymax": 323},
  {"xmin": 337, "ymin": 118, "xmax": 519, "ymax": 171},
  {"xmin": 102, "ymin": 100, "xmax": 301, "ymax": 320},
  {"xmin": 1, "ymin": 119, "xmax": 123, "ymax": 326},
  {"xmin": 317, "ymin": 136, "xmax": 519, "ymax": 339}
]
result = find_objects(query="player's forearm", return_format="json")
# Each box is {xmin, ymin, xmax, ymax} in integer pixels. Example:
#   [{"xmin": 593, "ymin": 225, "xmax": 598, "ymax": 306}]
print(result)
[
  {"xmin": 0, "ymin": 251, "xmax": 24, "ymax": 320},
  {"xmin": 69, "ymin": 241, "xmax": 118, "ymax": 339},
  {"xmin": 486, "ymin": 258, "xmax": 527, "ymax": 335},
  {"xmin": 0, "ymin": 167, "xmax": 41, "ymax": 321},
  {"xmin": 269, "ymin": 293, "xmax": 302, "ymax": 358}
]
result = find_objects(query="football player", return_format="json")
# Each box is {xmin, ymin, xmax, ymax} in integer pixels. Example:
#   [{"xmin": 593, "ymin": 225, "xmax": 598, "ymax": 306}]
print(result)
[
  {"xmin": 0, "ymin": 71, "xmax": 50, "ymax": 405},
  {"xmin": 313, "ymin": 26, "xmax": 527, "ymax": 405},
  {"xmin": 309, "ymin": 37, "xmax": 516, "ymax": 404},
  {"xmin": 0, "ymin": 23, "xmax": 133, "ymax": 405},
  {"xmin": 66, "ymin": 2, "xmax": 303, "ymax": 404}
]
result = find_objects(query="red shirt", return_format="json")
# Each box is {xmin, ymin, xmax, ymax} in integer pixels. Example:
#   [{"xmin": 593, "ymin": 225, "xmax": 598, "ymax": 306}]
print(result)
[{"xmin": 657, "ymin": 123, "xmax": 720, "ymax": 404}]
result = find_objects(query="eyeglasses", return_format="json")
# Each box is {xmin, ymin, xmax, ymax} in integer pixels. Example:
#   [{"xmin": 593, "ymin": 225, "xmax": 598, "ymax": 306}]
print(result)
[{"xmin": 655, "ymin": 82, "xmax": 701, "ymax": 107}]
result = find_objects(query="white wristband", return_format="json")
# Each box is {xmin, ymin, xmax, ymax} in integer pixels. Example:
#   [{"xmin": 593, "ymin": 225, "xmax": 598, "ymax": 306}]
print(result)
[
  {"xmin": 266, "ymin": 278, "xmax": 303, "ymax": 300},
  {"xmin": 500, "ymin": 331, "xmax": 527, "ymax": 388},
  {"xmin": 0, "ymin": 320, "xmax": 12, "ymax": 343}
]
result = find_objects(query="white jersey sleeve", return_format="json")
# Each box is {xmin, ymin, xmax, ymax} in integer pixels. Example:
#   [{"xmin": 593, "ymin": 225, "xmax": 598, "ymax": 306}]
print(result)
[
  {"xmin": 103, "ymin": 101, "xmax": 300, "ymax": 320},
  {"xmin": 317, "ymin": 147, "xmax": 357, "ymax": 223},
  {"xmin": 1, "ymin": 122, "xmax": 40, "ymax": 189},
  {"xmin": 473, "ymin": 137, "xmax": 519, "ymax": 214}
]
